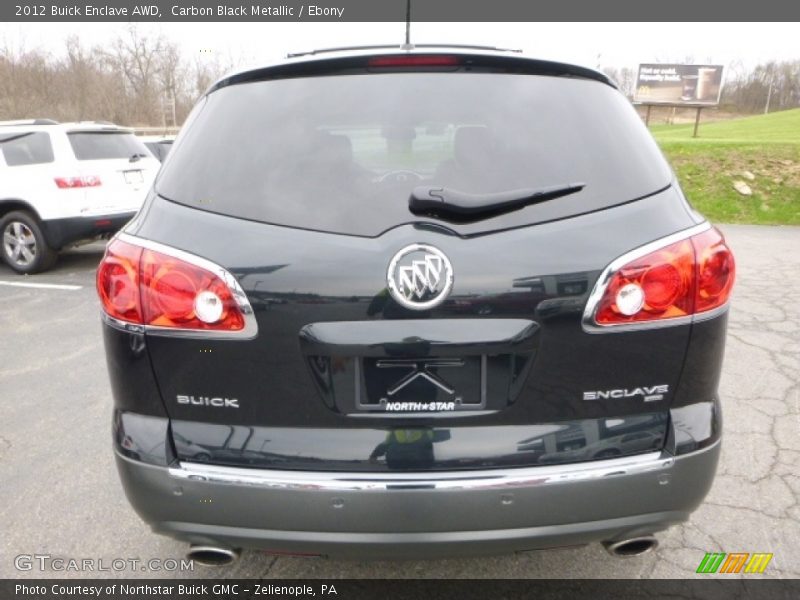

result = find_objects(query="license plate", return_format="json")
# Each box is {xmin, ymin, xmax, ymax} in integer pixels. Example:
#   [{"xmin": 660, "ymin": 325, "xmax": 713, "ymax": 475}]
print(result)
[
  {"xmin": 356, "ymin": 356, "xmax": 485, "ymax": 411},
  {"xmin": 123, "ymin": 170, "xmax": 144, "ymax": 184}
]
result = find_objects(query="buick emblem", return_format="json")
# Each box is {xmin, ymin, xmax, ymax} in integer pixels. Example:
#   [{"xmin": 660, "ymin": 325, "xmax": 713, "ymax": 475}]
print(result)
[{"xmin": 387, "ymin": 244, "xmax": 454, "ymax": 310}]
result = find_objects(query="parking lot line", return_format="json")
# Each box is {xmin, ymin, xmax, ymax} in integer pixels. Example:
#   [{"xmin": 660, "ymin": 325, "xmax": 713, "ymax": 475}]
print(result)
[{"xmin": 0, "ymin": 280, "xmax": 83, "ymax": 290}]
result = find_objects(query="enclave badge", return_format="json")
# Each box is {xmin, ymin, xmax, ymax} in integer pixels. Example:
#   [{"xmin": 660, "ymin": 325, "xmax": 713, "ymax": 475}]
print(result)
[{"xmin": 387, "ymin": 244, "xmax": 454, "ymax": 310}]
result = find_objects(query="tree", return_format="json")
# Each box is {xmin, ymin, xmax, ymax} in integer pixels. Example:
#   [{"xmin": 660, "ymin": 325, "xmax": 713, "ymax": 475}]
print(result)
[{"xmin": 722, "ymin": 60, "xmax": 800, "ymax": 113}]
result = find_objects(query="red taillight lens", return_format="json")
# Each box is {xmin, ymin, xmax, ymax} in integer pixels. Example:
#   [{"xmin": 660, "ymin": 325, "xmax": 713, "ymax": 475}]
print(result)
[
  {"xmin": 97, "ymin": 239, "xmax": 245, "ymax": 332},
  {"xmin": 97, "ymin": 240, "xmax": 142, "ymax": 323},
  {"xmin": 641, "ymin": 263, "xmax": 683, "ymax": 311},
  {"xmin": 593, "ymin": 227, "xmax": 735, "ymax": 326},
  {"xmin": 692, "ymin": 228, "xmax": 736, "ymax": 313},
  {"xmin": 595, "ymin": 239, "xmax": 695, "ymax": 325},
  {"xmin": 368, "ymin": 55, "xmax": 461, "ymax": 68},
  {"xmin": 140, "ymin": 249, "xmax": 244, "ymax": 331},
  {"xmin": 55, "ymin": 176, "xmax": 101, "ymax": 188}
]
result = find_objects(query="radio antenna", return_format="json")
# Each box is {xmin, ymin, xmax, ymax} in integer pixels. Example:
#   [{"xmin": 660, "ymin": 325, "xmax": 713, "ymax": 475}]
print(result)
[{"xmin": 402, "ymin": 0, "xmax": 413, "ymax": 49}]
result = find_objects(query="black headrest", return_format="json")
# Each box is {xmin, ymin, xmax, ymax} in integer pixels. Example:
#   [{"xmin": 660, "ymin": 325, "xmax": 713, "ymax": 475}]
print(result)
[{"xmin": 314, "ymin": 132, "xmax": 353, "ymax": 166}]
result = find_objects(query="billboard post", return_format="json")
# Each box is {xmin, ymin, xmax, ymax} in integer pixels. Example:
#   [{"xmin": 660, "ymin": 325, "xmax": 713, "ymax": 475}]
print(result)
[{"xmin": 634, "ymin": 64, "xmax": 724, "ymax": 137}]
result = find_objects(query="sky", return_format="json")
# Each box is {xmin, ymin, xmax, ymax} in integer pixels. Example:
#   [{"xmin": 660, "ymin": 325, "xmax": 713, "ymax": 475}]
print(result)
[{"xmin": 1, "ymin": 21, "xmax": 797, "ymax": 76}]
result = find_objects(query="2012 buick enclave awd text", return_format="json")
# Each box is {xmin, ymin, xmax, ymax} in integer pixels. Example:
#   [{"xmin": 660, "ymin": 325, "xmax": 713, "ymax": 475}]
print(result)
[{"xmin": 97, "ymin": 47, "xmax": 735, "ymax": 564}]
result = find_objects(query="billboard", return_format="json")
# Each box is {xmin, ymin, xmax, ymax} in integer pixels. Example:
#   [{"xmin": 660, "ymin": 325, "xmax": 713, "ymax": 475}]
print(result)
[{"xmin": 635, "ymin": 64, "xmax": 724, "ymax": 105}]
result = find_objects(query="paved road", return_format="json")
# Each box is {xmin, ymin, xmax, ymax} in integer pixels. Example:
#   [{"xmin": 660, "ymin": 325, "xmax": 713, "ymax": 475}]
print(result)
[{"xmin": 1, "ymin": 225, "xmax": 798, "ymax": 579}]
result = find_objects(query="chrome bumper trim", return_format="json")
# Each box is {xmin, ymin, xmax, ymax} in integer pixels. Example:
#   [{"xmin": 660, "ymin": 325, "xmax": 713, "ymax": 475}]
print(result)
[{"xmin": 168, "ymin": 451, "xmax": 674, "ymax": 491}]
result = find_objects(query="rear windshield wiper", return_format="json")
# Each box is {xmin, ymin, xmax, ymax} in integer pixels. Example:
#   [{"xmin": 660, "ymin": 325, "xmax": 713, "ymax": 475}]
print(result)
[
  {"xmin": 128, "ymin": 153, "xmax": 149, "ymax": 163},
  {"xmin": 409, "ymin": 183, "xmax": 585, "ymax": 223}
]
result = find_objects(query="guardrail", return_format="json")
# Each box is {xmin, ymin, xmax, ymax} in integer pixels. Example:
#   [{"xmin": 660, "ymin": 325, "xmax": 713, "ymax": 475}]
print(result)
[{"xmin": 132, "ymin": 126, "xmax": 181, "ymax": 136}]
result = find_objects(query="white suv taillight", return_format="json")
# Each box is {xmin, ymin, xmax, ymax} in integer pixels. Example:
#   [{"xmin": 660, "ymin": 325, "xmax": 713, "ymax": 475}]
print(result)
[
  {"xmin": 54, "ymin": 176, "xmax": 102, "ymax": 188},
  {"xmin": 584, "ymin": 224, "xmax": 735, "ymax": 331},
  {"xmin": 96, "ymin": 235, "xmax": 256, "ymax": 337}
]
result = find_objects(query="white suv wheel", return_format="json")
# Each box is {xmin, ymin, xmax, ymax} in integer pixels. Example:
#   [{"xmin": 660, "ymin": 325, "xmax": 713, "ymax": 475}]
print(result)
[
  {"xmin": 3, "ymin": 220, "xmax": 38, "ymax": 267},
  {"xmin": 0, "ymin": 211, "xmax": 57, "ymax": 274}
]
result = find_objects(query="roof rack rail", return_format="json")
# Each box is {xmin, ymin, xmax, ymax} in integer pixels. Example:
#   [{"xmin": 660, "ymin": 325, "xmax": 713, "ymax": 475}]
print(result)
[
  {"xmin": 286, "ymin": 43, "xmax": 522, "ymax": 59},
  {"xmin": 0, "ymin": 118, "xmax": 59, "ymax": 127}
]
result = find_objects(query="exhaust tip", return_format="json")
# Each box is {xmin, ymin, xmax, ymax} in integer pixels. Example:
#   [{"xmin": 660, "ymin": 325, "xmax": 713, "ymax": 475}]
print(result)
[
  {"xmin": 186, "ymin": 545, "xmax": 240, "ymax": 567},
  {"xmin": 603, "ymin": 536, "xmax": 658, "ymax": 557}
]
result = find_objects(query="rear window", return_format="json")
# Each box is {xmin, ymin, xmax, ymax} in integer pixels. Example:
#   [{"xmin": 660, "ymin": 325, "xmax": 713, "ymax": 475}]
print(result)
[
  {"xmin": 0, "ymin": 132, "xmax": 54, "ymax": 166},
  {"xmin": 157, "ymin": 72, "xmax": 672, "ymax": 236},
  {"xmin": 68, "ymin": 131, "xmax": 149, "ymax": 161}
]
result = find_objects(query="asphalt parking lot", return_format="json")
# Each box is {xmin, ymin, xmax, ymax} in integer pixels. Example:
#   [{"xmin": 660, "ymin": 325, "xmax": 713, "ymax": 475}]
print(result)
[{"xmin": 1, "ymin": 224, "xmax": 798, "ymax": 579}]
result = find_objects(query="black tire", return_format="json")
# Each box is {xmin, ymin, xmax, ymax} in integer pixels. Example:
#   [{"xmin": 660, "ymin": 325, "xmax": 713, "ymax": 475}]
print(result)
[{"xmin": 0, "ymin": 210, "xmax": 58, "ymax": 274}]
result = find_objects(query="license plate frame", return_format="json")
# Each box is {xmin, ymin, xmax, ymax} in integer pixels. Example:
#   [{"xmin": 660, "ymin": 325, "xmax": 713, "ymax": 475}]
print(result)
[
  {"xmin": 123, "ymin": 170, "xmax": 144, "ymax": 184},
  {"xmin": 355, "ymin": 355, "xmax": 487, "ymax": 413}
]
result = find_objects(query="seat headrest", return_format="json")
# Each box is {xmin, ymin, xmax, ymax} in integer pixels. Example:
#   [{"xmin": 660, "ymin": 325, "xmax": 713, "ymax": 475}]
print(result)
[{"xmin": 313, "ymin": 132, "xmax": 353, "ymax": 166}]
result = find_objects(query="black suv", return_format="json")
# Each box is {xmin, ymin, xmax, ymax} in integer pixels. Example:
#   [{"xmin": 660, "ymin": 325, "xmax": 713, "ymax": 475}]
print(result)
[{"xmin": 97, "ymin": 47, "xmax": 734, "ymax": 564}]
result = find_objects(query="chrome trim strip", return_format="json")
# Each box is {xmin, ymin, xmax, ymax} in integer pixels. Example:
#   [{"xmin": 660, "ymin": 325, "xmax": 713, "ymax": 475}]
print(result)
[
  {"xmin": 582, "ymin": 222, "xmax": 712, "ymax": 334},
  {"xmin": 693, "ymin": 303, "xmax": 730, "ymax": 323},
  {"xmin": 168, "ymin": 451, "xmax": 674, "ymax": 491},
  {"xmin": 101, "ymin": 312, "xmax": 145, "ymax": 334},
  {"xmin": 108, "ymin": 232, "xmax": 258, "ymax": 340}
]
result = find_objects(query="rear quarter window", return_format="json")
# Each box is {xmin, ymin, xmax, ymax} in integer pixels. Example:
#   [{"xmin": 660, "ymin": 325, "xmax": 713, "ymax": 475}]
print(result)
[
  {"xmin": 157, "ymin": 72, "xmax": 673, "ymax": 237},
  {"xmin": 68, "ymin": 131, "xmax": 149, "ymax": 161},
  {"xmin": 144, "ymin": 140, "xmax": 172, "ymax": 161},
  {"xmin": 0, "ymin": 132, "xmax": 54, "ymax": 166}
]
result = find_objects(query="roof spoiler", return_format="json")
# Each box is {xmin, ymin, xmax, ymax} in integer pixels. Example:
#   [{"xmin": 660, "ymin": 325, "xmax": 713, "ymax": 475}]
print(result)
[{"xmin": 210, "ymin": 51, "xmax": 614, "ymax": 95}]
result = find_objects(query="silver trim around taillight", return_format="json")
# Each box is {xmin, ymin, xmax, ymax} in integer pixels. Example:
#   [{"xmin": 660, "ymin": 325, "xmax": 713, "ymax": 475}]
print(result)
[
  {"xmin": 102, "ymin": 232, "xmax": 258, "ymax": 340},
  {"xmin": 582, "ymin": 221, "xmax": 728, "ymax": 334}
]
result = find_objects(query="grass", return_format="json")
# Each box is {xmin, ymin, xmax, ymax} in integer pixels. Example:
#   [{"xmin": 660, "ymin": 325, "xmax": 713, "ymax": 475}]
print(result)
[
  {"xmin": 651, "ymin": 108, "xmax": 800, "ymax": 144},
  {"xmin": 649, "ymin": 108, "xmax": 800, "ymax": 225}
]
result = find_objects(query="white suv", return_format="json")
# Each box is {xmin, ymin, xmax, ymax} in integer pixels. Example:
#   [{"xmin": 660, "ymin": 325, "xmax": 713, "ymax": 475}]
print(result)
[{"xmin": 0, "ymin": 120, "xmax": 159, "ymax": 273}]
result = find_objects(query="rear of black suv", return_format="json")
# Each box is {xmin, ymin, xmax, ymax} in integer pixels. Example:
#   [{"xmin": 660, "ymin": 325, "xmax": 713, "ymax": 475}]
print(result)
[{"xmin": 97, "ymin": 50, "xmax": 734, "ymax": 562}]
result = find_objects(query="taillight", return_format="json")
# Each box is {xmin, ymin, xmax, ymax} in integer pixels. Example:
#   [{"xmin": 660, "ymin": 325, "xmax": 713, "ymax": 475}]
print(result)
[
  {"xmin": 595, "ymin": 239, "xmax": 695, "ymax": 325},
  {"xmin": 97, "ymin": 240, "xmax": 142, "ymax": 323},
  {"xmin": 97, "ymin": 237, "xmax": 251, "ymax": 335},
  {"xmin": 140, "ymin": 248, "xmax": 244, "ymax": 331},
  {"xmin": 54, "ymin": 176, "xmax": 101, "ymax": 188},
  {"xmin": 588, "ymin": 225, "xmax": 735, "ymax": 329},
  {"xmin": 693, "ymin": 228, "xmax": 736, "ymax": 313}
]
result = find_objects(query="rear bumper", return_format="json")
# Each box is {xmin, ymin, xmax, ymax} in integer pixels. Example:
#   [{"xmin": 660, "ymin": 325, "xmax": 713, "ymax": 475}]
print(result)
[
  {"xmin": 115, "ymin": 439, "xmax": 720, "ymax": 559},
  {"xmin": 41, "ymin": 212, "xmax": 135, "ymax": 249}
]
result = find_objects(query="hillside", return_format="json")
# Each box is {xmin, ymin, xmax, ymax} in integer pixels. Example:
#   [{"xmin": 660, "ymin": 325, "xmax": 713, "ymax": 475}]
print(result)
[{"xmin": 651, "ymin": 109, "xmax": 800, "ymax": 224}]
